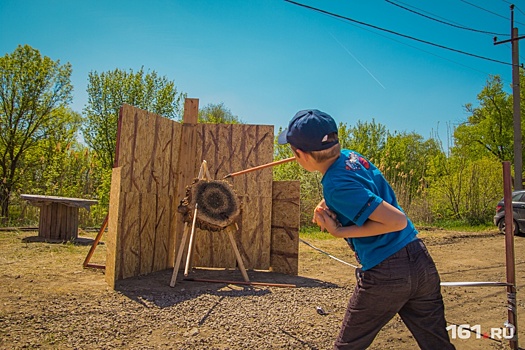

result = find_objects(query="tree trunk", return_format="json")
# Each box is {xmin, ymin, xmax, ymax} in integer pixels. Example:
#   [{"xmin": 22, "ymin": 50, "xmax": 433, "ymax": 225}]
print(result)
[{"xmin": 0, "ymin": 185, "xmax": 11, "ymax": 224}]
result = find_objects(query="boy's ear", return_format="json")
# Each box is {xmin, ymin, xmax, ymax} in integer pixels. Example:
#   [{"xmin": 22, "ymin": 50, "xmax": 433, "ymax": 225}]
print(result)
[{"xmin": 294, "ymin": 148, "xmax": 307, "ymax": 160}]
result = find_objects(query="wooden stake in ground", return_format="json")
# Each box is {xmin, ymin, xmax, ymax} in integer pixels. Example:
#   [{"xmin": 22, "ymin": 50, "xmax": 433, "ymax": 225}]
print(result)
[
  {"xmin": 227, "ymin": 223, "xmax": 249, "ymax": 282},
  {"xmin": 170, "ymin": 222, "xmax": 189, "ymax": 287},
  {"xmin": 83, "ymin": 214, "xmax": 109, "ymax": 269},
  {"xmin": 184, "ymin": 203, "xmax": 199, "ymax": 277}
]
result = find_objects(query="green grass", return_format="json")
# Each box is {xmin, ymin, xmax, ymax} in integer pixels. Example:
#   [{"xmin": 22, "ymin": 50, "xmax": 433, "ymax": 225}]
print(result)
[
  {"xmin": 299, "ymin": 226, "xmax": 337, "ymax": 240},
  {"xmin": 301, "ymin": 219, "xmax": 497, "ymax": 239},
  {"xmin": 421, "ymin": 219, "xmax": 495, "ymax": 232}
]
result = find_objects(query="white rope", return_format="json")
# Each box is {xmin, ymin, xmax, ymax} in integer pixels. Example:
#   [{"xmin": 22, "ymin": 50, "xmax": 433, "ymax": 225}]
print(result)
[
  {"xmin": 299, "ymin": 238, "xmax": 359, "ymax": 269},
  {"xmin": 440, "ymin": 281, "xmax": 513, "ymax": 287},
  {"xmin": 299, "ymin": 238, "xmax": 513, "ymax": 288}
]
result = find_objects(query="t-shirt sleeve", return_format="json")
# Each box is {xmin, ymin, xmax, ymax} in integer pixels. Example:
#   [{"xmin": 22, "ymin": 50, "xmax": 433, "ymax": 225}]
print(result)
[{"xmin": 326, "ymin": 186, "xmax": 383, "ymax": 227}]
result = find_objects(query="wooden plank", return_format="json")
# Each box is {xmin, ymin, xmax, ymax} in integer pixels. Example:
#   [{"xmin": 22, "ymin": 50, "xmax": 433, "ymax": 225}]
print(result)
[
  {"xmin": 193, "ymin": 124, "xmax": 236, "ymax": 268},
  {"xmin": 39, "ymin": 205, "xmax": 47, "ymax": 239},
  {"xmin": 132, "ymin": 109, "xmax": 155, "ymax": 193},
  {"xmin": 185, "ymin": 123, "xmax": 274, "ymax": 270},
  {"xmin": 69, "ymin": 206, "xmax": 77, "ymax": 239},
  {"xmin": 270, "ymin": 181, "xmax": 300, "ymax": 275},
  {"xmin": 193, "ymin": 228, "xmax": 235, "ymax": 268},
  {"xmin": 105, "ymin": 167, "xmax": 122, "ymax": 288},
  {"xmin": 172, "ymin": 99, "xmax": 200, "ymax": 269},
  {"xmin": 234, "ymin": 125, "xmax": 274, "ymax": 270},
  {"xmin": 110, "ymin": 106, "xmax": 184, "ymax": 284},
  {"xmin": 153, "ymin": 194, "xmax": 173, "ymax": 271},
  {"xmin": 154, "ymin": 116, "xmax": 175, "ymax": 195},
  {"xmin": 119, "ymin": 191, "xmax": 141, "ymax": 280},
  {"xmin": 65, "ymin": 205, "xmax": 71, "ymax": 239},
  {"xmin": 117, "ymin": 105, "xmax": 136, "ymax": 192},
  {"xmin": 20, "ymin": 194, "xmax": 97, "ymax": 210},
  {"xmin": 139, "ymin": 193, "xmax": 157, "ymax": 275},
  {"xmin": 183, "ymin": 98, "xmax": 199, "ymax": 124},
  {"xmin": 56, "ymin": 204, "xmax": 65, "ymax": 240},
  {"xmin": 167, "ymin": 120, "xmax": 183, "ymax": 267},
  {"xmin": 51, "ymin": 203, "xmax": 60, "ymax": 240},
  {"xmin": 73, "ymin": 207, "xmax": 79, "ymax": 239}
]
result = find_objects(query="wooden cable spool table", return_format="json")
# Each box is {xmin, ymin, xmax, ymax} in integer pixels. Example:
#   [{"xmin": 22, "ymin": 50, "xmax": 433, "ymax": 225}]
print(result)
[{"xmin": 21, "ymin": 194, "xmax": 98, "ymax": 241}]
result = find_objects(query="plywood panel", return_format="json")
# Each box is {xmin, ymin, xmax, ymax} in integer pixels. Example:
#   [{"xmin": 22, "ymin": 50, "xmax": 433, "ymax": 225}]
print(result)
[
  {"xmin": 138, "ymin": 193, "xmax": 157, "ymax": 275},
  {"xmin": 153, "ymin": 194, "xmax": 173, "ymax": 271},
  {"xmin": 107, "ymin": 102, "xmax": 300, "ymax": 286},
  {"xmin": 193, "ymin": 228, "xmax": 236, "ymax": 268},
  {"xmin": 117, "ymin": 105, "xmax": 135, "ymax": 192},
  {"xmin": 171, "ymin": 100, "xmax": 200, "ymax": 269},
  {"xmin": 119, "ymin": 191, "xmax": 141, "ymax": 280},
  {"xmin": 166, "ymin": 120, "xmax": 182, "ymax": 266},
  {"xmin": 231, "ymin": 125, "xmax": 274, "ymax": 270},
  {"xmin": 270, "ymin": 181, "xmax": 300, "ymax": 275},
  {"xmin": 110, "ymin": 106, "xmax": 184, "ymax": 281},
  {"xmin": 193, "ymin": 124, "xmax": 236, "ymax": 268},
  {"xmin": 191, "ymin": 124, "xmax": 274, "ymax": 270},
  {"xmin": 156, "ymin": 118, "xmax": 180, "ymax": 194},
  {"xmin": 133, "ymin": 109, "xmax": 156, "ymax": 193},
  {"xmin": 106, "ymin": 167, "xmax": 122, "ymax": 288}
]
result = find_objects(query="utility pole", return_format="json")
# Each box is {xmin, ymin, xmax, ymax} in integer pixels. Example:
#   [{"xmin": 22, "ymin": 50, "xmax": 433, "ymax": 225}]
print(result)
[
  {"xmin": 495, "ymin": 8, "xmax": 523, "ymax": 350},
  {"xmin": 494, "ymin": 5, "xmax": 524, "ymax": 190}
]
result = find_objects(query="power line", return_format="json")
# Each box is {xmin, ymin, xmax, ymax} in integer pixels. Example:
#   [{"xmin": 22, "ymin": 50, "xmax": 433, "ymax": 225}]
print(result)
[
  {"xmin": 327, "ymin": 11, "xmax": 506, "ymax": 82},
  {"xmin": 284, "ymin": 0, "xmax": 514, "ymax": 67},
  {"xmin": 386, "ymin": 0, "xmax": 509, "ymax": 37},
  {"xmin": 506, "ymin": 2, "xmax": 525, "ymax": 18},
  {"xmin": 461, "ymin": 0, "xmax": 525, "ymax": 26},
  {"xmin": 393, "ymin": 0, "xmax": 524, "ymax": 62}
]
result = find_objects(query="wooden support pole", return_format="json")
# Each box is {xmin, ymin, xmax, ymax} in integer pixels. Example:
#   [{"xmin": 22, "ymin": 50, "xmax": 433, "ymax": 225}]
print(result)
[
  {"xmin": 503, "ymin": 161, "xmax": 519, "ymax": 349},
  {"xmin": 83, "ymin": 214, "xmax": 109, "ymax": 269},
  {"xmin": 184, "ymin": 204, "xmax": 199, "ymax": 276},
  {"xmin": 170, "ymin": 222, "xmax": 189, "ymax": 287},
  {"xmin": 183, "ymin": 278, "xmax": 296, "ymax": 288},
  {"xmin": 227, "ymin": 225, "xmax": 249, "ymax": 282}
]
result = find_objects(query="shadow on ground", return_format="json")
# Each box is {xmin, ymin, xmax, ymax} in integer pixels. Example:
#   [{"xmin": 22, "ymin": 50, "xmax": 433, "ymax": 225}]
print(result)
[{"xmin": 114, "ymin": 268, "xmax": 342, "ymax": 308}]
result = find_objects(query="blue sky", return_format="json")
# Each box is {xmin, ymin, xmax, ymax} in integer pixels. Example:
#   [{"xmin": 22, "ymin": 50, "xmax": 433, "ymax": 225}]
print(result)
[{"xmin": 1, "ymin": 0, "xmax": 523, "ymax": 144}]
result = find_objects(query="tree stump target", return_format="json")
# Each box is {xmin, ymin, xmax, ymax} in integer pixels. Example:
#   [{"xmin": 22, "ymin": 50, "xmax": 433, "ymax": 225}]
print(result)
[
  {"xmin": 178, "ymin": 179, "xmax": 241, "ymax": 231},
  {"xmin": 172, "ymin": 175, "xmax": 248, "ymax": 287}
]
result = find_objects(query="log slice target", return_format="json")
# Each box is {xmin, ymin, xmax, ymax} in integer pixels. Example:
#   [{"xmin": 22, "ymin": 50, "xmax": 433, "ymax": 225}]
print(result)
[{"xmin": 178, "ymin": 179, "xmax": 241, "ymax": 231}]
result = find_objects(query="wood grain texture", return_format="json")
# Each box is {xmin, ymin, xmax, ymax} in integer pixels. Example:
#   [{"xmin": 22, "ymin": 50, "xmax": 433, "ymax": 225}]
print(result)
[
  {"xmin": 270, "ymin": 181, "xmax": 300, "ymax": 275},
  {"xmin": 107, "ymin": 102, "xmax": 300, "ymax": 287},
  {"xmin": 105, "ymin": 167, "xmax": 122, "ymax": 288}
]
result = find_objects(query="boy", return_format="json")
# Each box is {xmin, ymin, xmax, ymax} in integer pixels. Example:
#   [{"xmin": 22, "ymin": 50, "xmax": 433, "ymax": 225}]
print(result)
[{"xmin": 278, "ymin": 109, "xmax": 455, "ymax": 350}]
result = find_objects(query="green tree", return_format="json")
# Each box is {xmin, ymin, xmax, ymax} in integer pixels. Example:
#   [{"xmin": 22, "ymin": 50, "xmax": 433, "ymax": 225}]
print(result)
[
  {"xmin": 0, "ymin": 45, "xmax": 73, "ymax": 221},
  {"xmin": 378, "ymin": 131, "xmax": 442, "ymax": 216},
  {"xmin": 341, "ymin": 119, "xmax": 387, "ymax": 164},
  {"xmin": 453, "ymin": 75, "xmax": 515, "ymax": 162},
  {"xmin": 199, "ymin": 103, "xmax": 242, "ymax": 124},
  {"xmin": 83, "ymin": 67, "xmax": 186, "ymax": 169},
  {"xmin": 426, "ymin": 153, "xmax": 502, "ymax": 224},
  {"xmin": 22, "ymin": 107, "xmax": 84, "ymax": 195}
]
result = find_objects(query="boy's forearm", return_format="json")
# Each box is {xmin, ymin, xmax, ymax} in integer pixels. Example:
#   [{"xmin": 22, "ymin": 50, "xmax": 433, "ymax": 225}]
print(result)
[{"xmin": 329, "ymin": 219, "xmax": 407, "ymax": 238}]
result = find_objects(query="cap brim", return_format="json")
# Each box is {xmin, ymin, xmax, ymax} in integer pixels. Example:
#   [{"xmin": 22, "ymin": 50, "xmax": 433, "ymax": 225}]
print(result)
[{"xmin": 277, "ymin": 128, "xmax": 289, "ymax": 145}]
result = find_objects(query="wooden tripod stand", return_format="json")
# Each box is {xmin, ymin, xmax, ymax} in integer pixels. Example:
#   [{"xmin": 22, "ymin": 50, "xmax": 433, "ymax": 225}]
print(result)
[{"xmin": 170, "ymin": 160, "xmax": 249, "ymax": 287}]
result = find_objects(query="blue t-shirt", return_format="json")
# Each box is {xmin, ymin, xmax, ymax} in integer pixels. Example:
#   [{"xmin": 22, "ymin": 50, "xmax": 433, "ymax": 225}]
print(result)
[{"xmin": 321, "ymin": 149, "xmax": 417, "ymax": 270}]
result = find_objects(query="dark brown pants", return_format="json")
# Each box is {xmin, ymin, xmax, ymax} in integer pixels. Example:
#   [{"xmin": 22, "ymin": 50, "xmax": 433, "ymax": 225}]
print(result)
[{"xmin": 334, "ymin": 239, "xmax": 455, "ymax": 350}]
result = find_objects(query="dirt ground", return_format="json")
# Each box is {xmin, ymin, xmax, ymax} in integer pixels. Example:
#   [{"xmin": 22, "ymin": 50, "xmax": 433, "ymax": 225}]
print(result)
[{"xmin": 1, "ymin": 227, "xmax": 524, "ymax": 349}]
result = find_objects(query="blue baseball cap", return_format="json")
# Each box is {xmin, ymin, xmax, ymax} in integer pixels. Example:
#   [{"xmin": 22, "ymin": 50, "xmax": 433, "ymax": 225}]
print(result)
[{"xmin": 278, "ymin": 109, "xmax": 338, "ymax": 151}]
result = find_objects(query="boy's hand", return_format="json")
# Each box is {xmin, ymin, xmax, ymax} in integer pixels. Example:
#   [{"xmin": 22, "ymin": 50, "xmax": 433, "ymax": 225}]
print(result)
[
  {"xmin": 312, "ymin": 200, "xmax": 337, "ymax": 223},
  {"xmin": 313, "ymin": 208, "xmax": 341, "ymax": 235}
]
